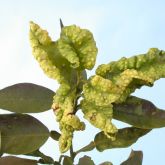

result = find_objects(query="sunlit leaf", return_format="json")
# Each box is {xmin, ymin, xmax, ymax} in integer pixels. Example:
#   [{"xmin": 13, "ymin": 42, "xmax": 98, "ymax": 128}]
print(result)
[
  {"xmin": 0, "ymin": 156, "xmax": 37, "ymax": 165},
  {"xmin": 0, "ymin": 113, "xmax": 49, "ymax": 154},
  {"xmin": 58, "ymin": 25, "xmax": 98, "ymax": 70},
  {"xmin": 94, "ymin": 127, "xmax": 150, "ymax": 152},
  {"xmin": 120, "ymin": 150, "xmax": 143, "ymax": 165},
  {"xmin": 0, "ymin": 83, "xmax": 54, "ymax": 113},
  {"xmin": 78, "ymin": 155, "xmax": 95, "ymax": 165},
  {"xmin": 113, "ymin": 96, "xmax": 165, "ymax": 129}
]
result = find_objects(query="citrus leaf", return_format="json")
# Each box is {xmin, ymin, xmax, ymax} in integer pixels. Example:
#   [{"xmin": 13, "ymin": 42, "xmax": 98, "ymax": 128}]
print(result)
[
  {"xmin": 0, "ymin": 83, "xmax": 54, "ymax": 113},
  {"xmin": 94, "ymin": 127, "xmax": 151, "ymax": 152},
  {"xmin": 58, "ymin": 25, "xmax": 98, "ymax": 70},
  {"xmin": 0, "ymin": 113, "xmax": 49, "ymax": 154},
  {"xmin": 78, "ymin": 156, "xmax": 95, "ymax": 165},
  {"xmin": 95, "ymin": 48, "xmax": 165, "ymax": 105},
  {"xmin": 99, "ymin": 162, "xmax": 113, "ymax": 165},
  {"xmin": 0, "ymin": 156, "xmax": 37, "ymax": 165},
  {"xmin": 120, "ymin": 150, "xmax": 143, "ymax": 165},
  {"xmin": 75, "ymin": 141, "xmax": 95, "ymax": 155},
  {"xmin": 113, "ymin": 96, "xmax": 165, "ymax": 129},
  {"xmin": 25, "ymin": 150, "xmax": 54, "ymax": 164},
  {"xmin": 63, "ymin": 156, "xmax": 73, "ymax": 165},
  {"xmin": 50, "ymin": 130, "xmax": 61, "ymax": 141}
]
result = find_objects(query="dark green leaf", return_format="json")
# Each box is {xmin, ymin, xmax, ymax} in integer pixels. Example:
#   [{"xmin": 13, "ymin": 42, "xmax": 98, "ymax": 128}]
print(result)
[
  {"xmin": 120, "ymin": 150, "xmax": 143, "ymax": 165},
  {"xmin": 78, "ymin": 156, "xmax": 95, "ymax": 165},
  {"xmin": 75, "ymin": 141, "xmax": 95, "ymax": 155},
  {"xmin": 25, "ymin": 150, "xmax": 54, "ymax": 164},
  {"xmin": 94, "ymin": 127, "xmax": 151, "ymax": 152},
  {"xmin": 113, "ymin": 96, "xmax": 165, "ymax": 129},
  {"xmin": 63, "ymin": 156, "xmax": 73, "ymax": 165},
  {"xmin": 0, "ymin": 83, "xmax": 54, "ymax": 113},
  {"xmin": 0, "ymin": 156, "xmax": 37, "ymax": 165},
  {"xmin": 99, "ymin": 162, "xmax": 113, "ymax": 165},
  {"xmin": 50, "ymin": 130, "xmax": 61, "ymax": 141},
  {"xmin": 0, "ymin": 113, "xmax": 49, "ymax": 154}
]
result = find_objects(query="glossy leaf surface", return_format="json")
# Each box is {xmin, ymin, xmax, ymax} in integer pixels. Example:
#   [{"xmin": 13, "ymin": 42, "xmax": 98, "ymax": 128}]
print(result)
[
  {"xmin": 0, "ymin": 83, "xmax": 54, "ymax": 113},
  {"xmin": 113, "ymin": 96, "xmax": 165, "ymax": 129},
  {"xmin": 0, "ymin": 113, "xmax": 49, "ymax": 154},
  {"xmin": 94, "ymin": 127, "xmax": 150, "ymax": 152}
]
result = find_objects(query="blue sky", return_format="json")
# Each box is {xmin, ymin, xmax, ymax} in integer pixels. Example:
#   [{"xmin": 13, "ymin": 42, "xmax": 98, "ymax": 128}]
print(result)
[{"xmin": 0, "ymin": 0, "xmax": 165, "ymax": 164}]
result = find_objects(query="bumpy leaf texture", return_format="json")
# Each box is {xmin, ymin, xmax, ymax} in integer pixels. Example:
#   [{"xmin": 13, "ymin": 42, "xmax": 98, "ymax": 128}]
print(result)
[
  {"xmin": 82, "ymin": 48, "xmax": 165, "ymax": 140},
  {"xmin": 29, "ymin": 22, "xmax": 98, "ymax": 153}
]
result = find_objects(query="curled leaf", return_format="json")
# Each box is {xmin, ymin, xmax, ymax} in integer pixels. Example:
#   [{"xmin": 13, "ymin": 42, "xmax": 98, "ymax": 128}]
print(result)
[
  {"xmin": 52, "ymin": 84, "xmax": 85, "ymax": 153},
  {"xmin": 113, "ymin": 96, "xmax": 165, "ymax": 129},
  {"xmin": 29, "ymin": 21, "xmax": 76, "ymax": 84},
  {"xmin": 0, "ymin": 114, "xmax": 49, "ymax": 154},
  {"xmin": 94, "ymin": 127, "xmax": 150, "ymax": 152},
  {"xmin": 0, "ymin": 83, "xmax": 54, "ymax": 113},
  {"xmin": 58, "ymin": 25, "xmax": 98, "ymax": 69},
  {"xmin": 81, "ymin": 100, "xmax": 117, "ymax": 140},
  {"xmin": 95, "ymin": 48, "xmax": 165, "ymax": 103},
  {"xmin": 82, "ymin": 48, "xmax": 165, "ymax": 140}
]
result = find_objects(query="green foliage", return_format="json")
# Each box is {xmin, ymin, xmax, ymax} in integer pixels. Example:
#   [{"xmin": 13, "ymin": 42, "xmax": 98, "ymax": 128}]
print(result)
[
  {"xmin": 120, "ymin": 150, "xmax": 143, "ymax": 165},
  {"xmin": 0, "ymin": 113, "xmax": 49, "ymax": 154},
  {"xmin": 0, "ymin": 156, "xmax": 38, "ymax": 165},
  {"xmin": 77, "ymin": 156, "xmax": 95, "ymax": 165},
  {"xmin": 113, "ymin": 96, "xmax": 165, "ymax": 129},
  {"xmin": 0, "ymin": 20, "xmax": 165, "ymax": 164},
  {"xmin": 94, "ymin": 127, "xmax": 150, "ymax": 152},
  {"xmin": 0, "ymin": 83, "xmax": 54, "ymax": 113}
]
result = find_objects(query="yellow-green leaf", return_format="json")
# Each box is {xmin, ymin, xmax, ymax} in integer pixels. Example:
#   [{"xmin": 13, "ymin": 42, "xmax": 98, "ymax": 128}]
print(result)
[{"xmin": 58, "ymin": 25, "xmax": 98, "ymax": 70}]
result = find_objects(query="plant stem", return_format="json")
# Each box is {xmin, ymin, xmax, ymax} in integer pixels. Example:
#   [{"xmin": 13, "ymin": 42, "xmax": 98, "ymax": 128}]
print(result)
[{"xmin": 70, "ymin": 144, "xmax": 75, "ymax": 161}]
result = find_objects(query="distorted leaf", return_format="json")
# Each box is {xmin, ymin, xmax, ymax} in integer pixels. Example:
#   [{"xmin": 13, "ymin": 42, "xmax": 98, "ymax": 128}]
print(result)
[
  {"xmin": 58, "ymin": 25, "xmax": 98, "ymax": 70},
  {"xmin": 75, "ymin": 141, "xmax": 95, "ymax": 155},
  {"xmin": 120, "ymin": 150, "xmax": 143, "ymax": 165},
  {"xmin": 63, "ymin": 156, "xmax": 73, "ymax": 165},
  {"xmin": 78, "ymin": 155, "xmax": 95, "ymax": 165},
  {"xmin": 94, "ymin": 48, "xmax": 165, "ymax": 113},
  {"xmin": 113, "ymin": 96, "xmax": 165, "ymax": 129},
  {"xmin": 99, "ymin": 162, "xmax": 113, "ymax": 165},
  {"xmin": 94, "ymin": 127, "xmax": 150, "ymax": 152},
  {"xmin": 0, "ymin": 83, "xmax": 54, "ymax": 113},
  {"xmin": 0, "ymin": 113, "xmax": 49, "ymax": 154},
  {"xmin": 50, "ymin": 131, "xmax": 61, "ymax": 141},
  {"xmin": 0, "ymin": 156, "xmax": 37, "ymax": 165}
]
